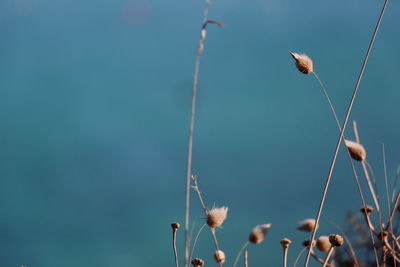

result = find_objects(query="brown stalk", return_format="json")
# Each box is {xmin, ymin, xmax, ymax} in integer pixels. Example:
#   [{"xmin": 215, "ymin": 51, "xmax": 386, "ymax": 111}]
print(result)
[
  {"xmin": 184, "ymin": 1, "xmax": 223, "ymax": 265},
  {"xmin": 191, "ymin": 176, "xmax": 223, "ymax": 267},
  {"xmin": 322, "ymin": 247, "xmax": 335, "ymax": 267},
  {"xmin": 303, "ymin": 0, "xmax": 389, "ymax": 265}
]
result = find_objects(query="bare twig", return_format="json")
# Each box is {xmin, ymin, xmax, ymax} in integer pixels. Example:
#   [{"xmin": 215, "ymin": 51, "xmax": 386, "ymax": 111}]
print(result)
[
  {"xmin": 322, "ymin": 247, "xmax": 335, "ymax": 267},
  {"xmin": 244, "ymin": 250, "xmax": 248, "ymax": 267}
]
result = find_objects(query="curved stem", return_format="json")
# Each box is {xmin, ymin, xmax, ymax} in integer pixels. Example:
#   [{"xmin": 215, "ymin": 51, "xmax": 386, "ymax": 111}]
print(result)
[{"xmin": 233, "ymin": 241, "xmax": 249, "ymax": 267}]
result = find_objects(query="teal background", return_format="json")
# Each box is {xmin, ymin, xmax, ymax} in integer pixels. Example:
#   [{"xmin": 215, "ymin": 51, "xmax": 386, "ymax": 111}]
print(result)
[{"xmin": 0, "ymin": 0, "xmax": 399, "ymax": 266}]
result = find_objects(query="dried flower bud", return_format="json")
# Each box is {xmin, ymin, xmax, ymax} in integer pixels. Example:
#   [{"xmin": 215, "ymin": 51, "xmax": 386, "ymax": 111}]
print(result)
[
  {"xmin": 289, "ymin": 52, "xmax": 313, "ymax": 74},
  {"xmin": 191, "ymin": 258, "xmax": 205, "ymax": 267},
  {"xmin": 214, "ymin": 250, "xmax": 226, "ymax": 264},
  {"xmin": 302, "ymin": 239, "xmax": 315, "ymax": 248},
  {"xmin": 280, "ymin": 238, "xmax": 292, "ymax": 249},
  {"xmin": 249, "ymin": 223, "xmax": 271, "ymax": 244},
  {"xmin": 329, "ymin": 234, "xmax": 344, "ymax": 247},
  {"xmin": 345, "ymin": 140, "xmax": 366, "ymax": 161},
  {"xmin": 360, "ymin": 205, "xmax": 373, "ymax": 215},
  {"xmin": 206, "ymin": 206, "xmax": 228, "ymax": 228},
  {"xmin": 316, "ymin": 236, "xmax": 331, "ymax": 252},
  {"xmin": 171, "ymin": 222, "xmax": 180, "ymax": 230},
  {"xmin": 297, "ymin": 219, "xmax": 318, "ymax": 232}
]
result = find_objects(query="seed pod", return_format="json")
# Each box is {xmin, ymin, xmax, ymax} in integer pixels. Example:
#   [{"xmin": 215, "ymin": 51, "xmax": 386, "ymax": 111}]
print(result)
[
  {"xmin": 191, "ymin": 258, "xmax": 205, "ymax": 267},
  {"xmin": 345, "ymin": 140, "xmax": 366, "ymax": 161},
  {"xmin": 206, "ymin": 206, "xmax": 228, "ymax": 228},
  {"xmin": 329, "ymin": 234, "xmax": 344, "ymax": 247},
  {"xmin": 280, "ymin": 238, "xmax": 292, "ymax": 249},
  {"xmin": 171, "ymin": 222, "xmax": 180, "ymax": 230},
  {"xmin": 289, "ymin": 52, "xmax": 313, "ymax": 74},
  {"xmin": 249, "ymin": 223, "xmax": 271, "ymax": 244},
  {"xmin": 214, "ymin": 250, "xmax": 226, "ymax": 264},
  {"xmin": 297, "ymin": 219, "xmax": 318, "ymax": 232},
  {"xmin": 302, "ymin": 239, "xmax": 316, "ymax": 248},
  {"xmin": 316, "ymin": 236, "xmax": 331, "ymax": 252},
  {"xmin": 360, "ymin": 205, "xmax": 373, "ymax": 215}
]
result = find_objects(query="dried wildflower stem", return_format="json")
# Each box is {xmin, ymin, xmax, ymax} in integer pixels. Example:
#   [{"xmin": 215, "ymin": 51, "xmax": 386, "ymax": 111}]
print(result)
[
  {"xmin": 293, "ymin": 247, "xmax": 307, "ymax": 267},
  {"xmin": 311, "ymin": 71, "xmax": 380, "ymax": 265},
  {"xmin": 184, "ymin": 1, "xmax": 212, "ymax": 266},
  {"xmin": 233, "ymin": 242, "xmax": 249, "ymax": 267},
  {"xmin": 353, "ymin": 121, "xmax": 381, "ymax": 213},
  {"xmin": 190, "ymin": 223, "xmax": 207, "ymax": 260},
  {"xmin": 321, "ymin": 247, "xmax": 334, "ymax": 267},
  {"xmin": 244, "ymin": 250, "xmax": 248, "ymax": 267},
  {"xmin": 303, "ymin": 0, "xmax": 389, "ymax": 264},
  {"xmin": 283, "ymin": 247, "xmax": 288, "ymax": 267},
  {"xmin": 383, "ymin": 144, "xmax": 391, "ymax": 217},
  {"xmin": 172, "ymin": 227, "xmax": 180, "ymax": 267},
  {"xmin": 191, "ymin": 176, "xmax": 223, "ymax": 267}
]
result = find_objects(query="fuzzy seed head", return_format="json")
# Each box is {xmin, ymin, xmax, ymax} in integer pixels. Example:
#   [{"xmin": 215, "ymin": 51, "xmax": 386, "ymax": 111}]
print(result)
[
  {"xmin": 329, "ymin": 234, "xmax": 344, "ymax": 247},
  {"xmin": 289, "ymin": 52, "xmax": 313, "ymax": 74},
  {"xmin": 360, "ymin": 205, "xmax": 373, "ymax": 215},
  {"xmin": 171, "ymin": 222, "xmax": 180, "ymax": 230},
  {"xmin": 316, "ymin": 236, "xmax": 331, "ymax": 252},
  {"xmin": 206, "ymin": 206, "xmax": 228, "ymax": 228},
  {"xmin": 297, "ymin": 219, "xmax": 318, "ymax": 232},
  {"xmin": 345, "ymin": 140, "xmax": 366, "ymax": 161},
  {"xmin": 214, "ymin": 250, "xmax": 226, "ymax": 264},
  {"xmin": 280, "ymin": 238, "xmax": 292, "ymax": 249},
  {"xmin": 249, "ymin": 223, "xmax": 271, "ymax": 244},
  {"xmin": 191, "ymin": 258, "xmax": 205, "ymax": 267}
]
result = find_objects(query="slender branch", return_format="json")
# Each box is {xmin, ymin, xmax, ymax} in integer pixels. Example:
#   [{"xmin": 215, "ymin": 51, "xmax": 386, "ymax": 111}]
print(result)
[
  {"xmin": 184, "ymin": 2, "xmax": 222, "ymax": 265},
  {"xmin": 190, "ymin": 223, "xmax": 207, "ymax": 261},
  {"xmin": 322, "ymin": 247, "xmax": 335, "ymax": 267},
  {"xmin": 304, "ymin": 0, "xmax": 389, "ymax": 265},
  {"xmin": 233, "ymin": 242, "xmax": 250, "ymax": 267}
]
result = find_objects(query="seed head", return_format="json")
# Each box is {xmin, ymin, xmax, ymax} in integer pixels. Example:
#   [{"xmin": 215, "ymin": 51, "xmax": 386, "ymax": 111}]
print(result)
[
  {"xmin": 360, "ymin": 205, "xmax": 373, "ymax": 215},
  {"xmin": 206, "ymin": 206, "xmax": 228, "ymax": 228},
  {"xmin": 171, "ymin": 222, "xmax": 180, "ymax": 230},
  {"xmin": 329, "ymin": 234, "xmax": 344, "ymax": 247},
  {"xmin": 191, "ymin": 258, "xmax": 205, "ymax": 267},
  {"xmin": 316, "ymin": 236, "xmax": 331, "ymax": 252},
  {"xmin": 302, "ymin": 239, "xmax": 316, "ymax": 248},
  {"xmin": 289, "ymin": 52, "xmax": 313, "ymax": 74},
  {"xmin": 249, "ymin": 223, "xmax": 271, "ymax": 244},
  {"xmin": 297, "ymin": 219, "xmax": 318, "ymax": 232},
  {"xmin": 345, "ymin": 140, "xmax": 366, "ymax": 161},
  {"xmin": 214, "ymin": 250, "xmax": 226, "ymax": 264},
  {"xmin": 280, "ymin": 238, "xmax": 292, "ymax": 249}
]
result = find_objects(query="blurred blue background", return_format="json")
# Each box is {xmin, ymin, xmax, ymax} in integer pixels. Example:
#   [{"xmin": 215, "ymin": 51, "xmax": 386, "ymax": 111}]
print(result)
[{"xmin": 0, "ymin": 0, "xmax": 399, "ymax": 266}]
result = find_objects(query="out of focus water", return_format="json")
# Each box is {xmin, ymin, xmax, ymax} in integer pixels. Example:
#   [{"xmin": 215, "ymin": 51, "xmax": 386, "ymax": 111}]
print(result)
[{"xmin": 0, "ymin": 0, "xmax": 399, "ymax": 266}]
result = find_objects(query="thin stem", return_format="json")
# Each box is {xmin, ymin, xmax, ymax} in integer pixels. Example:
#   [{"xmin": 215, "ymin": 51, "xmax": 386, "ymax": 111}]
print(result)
[
  {"xmin": 190, "ymin": 223, "xmax": 207, "ymax": 261},
  {"xmin": 184, "ymin": 2, "xmax": 211, "ymax": 266},
  {"xmin": 233, "ymin": 241, "xmax": 249, "ymax": 267},
  {"xmin": 244, "ymin": 250, "xmax": 248, "ymax": 267},
  {"xmin": 322, "ymin": 247, "xmax": 335, "ymax": 267},
  {"xmin": 293, "ymin": 247, "xmax": 307, "ymax": 267},
  {"xmin": 172, "ymin": 227, "xmax": 179, "ymax": 267},
  {"xmin": 312, "ymin": 72, "xmax": 341, "ymax": 130},
  {"xmin": 383, "ymin": 144, "xmax": 391, "ymax": 219},
  {"xmin": 283, "ymin": 247, "xmax": 288, "ymax": 267},
  {"xmin": 303, "ymin": 0, "xmax": 389, "ymax": 265},
  {"xmin": 191, "ymin": 176, "xmax": 223, "ymax": 267},
  {"xmin": 312, "ymin": 68, "xmax": 380, "ymax": 267}
]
